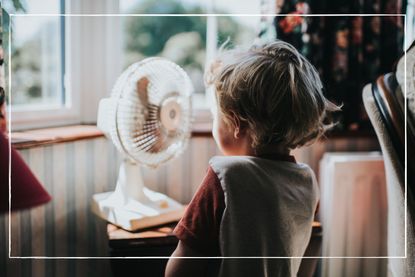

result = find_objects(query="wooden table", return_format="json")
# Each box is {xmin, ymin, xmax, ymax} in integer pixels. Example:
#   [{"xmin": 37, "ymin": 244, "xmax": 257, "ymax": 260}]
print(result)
[
  {"xmin": 108, "ymin": 222, "xmax": 178, "ymax": 277},
  {"xmin": 108, "ymin": 221, "xmax": 322, "ymax": 277}
]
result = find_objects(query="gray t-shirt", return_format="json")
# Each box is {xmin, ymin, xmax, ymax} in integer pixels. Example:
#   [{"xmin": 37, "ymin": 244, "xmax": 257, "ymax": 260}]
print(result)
[{"xmin": 209, "ymin": 155, "xmax": 319, "ymax": 277}]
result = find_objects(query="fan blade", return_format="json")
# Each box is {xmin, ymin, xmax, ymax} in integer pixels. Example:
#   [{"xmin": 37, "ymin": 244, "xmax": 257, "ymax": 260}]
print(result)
[{"xmin": 136, "ymin": 77, "xmax": 149, "ymax": 106}]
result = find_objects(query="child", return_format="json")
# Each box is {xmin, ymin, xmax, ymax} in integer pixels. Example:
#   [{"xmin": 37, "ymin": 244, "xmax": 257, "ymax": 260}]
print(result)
[{"xmin": 165, "ymin": 40, "xmax": 339, "ymax": 277}]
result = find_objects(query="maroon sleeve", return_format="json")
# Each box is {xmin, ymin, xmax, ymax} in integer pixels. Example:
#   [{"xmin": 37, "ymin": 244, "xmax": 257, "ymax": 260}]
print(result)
[
  {"xmin": 0, "ymin": 133, "xmax": 51, "ymax": 212},
  {"xmin": 173, "ymin": 166, "xmax": 225, "ymax": 255}
]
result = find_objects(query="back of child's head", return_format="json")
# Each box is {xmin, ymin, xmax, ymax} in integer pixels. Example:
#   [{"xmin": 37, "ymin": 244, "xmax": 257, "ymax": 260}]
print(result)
[{"xmin": 206, "ymin": 40, "xmax": 340, "ymax": 151}]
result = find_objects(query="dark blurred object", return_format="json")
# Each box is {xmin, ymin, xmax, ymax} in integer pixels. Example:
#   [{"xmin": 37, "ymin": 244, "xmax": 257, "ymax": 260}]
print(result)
[
  {"xmin": 274, "ymin": 0, "xmax": 405, "ymax": 132},
  {"xmin": 1, "ymin": 5, "xmax": 6, "ymax": 133},
  {"xmin": 108, "ymin": 222, "xmax": 178, "ymax": 277},
  {"xmin": 372, "ymin": 73, "xmax": 405, "ymax": 167},
  {"xmin": 0, "ymin": 87, "xmax": 7, "ymax": 138},
  {"xmin": 0, "ymin": 87, "xmax": 4, "ymax": 105},
  {"xmin": 362, "ymin": 41, "xmax": 415, "ymax": 277},
  {"xmin": 0, "ymin": 49, "xmax": 3, "ymax": 66},
  {"xmin": 0, "ymin": 132, "xmax": 51, "ymax": 212},
  {"xmin": 297, "ymin": 221, "xmax": 322, "ymax": 277}
]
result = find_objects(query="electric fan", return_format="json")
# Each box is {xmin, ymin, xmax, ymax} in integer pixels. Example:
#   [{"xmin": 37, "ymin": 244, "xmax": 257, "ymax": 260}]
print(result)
[{"xmin": 92, "ymin": 57, "xmax": 193, "ymax": 231}]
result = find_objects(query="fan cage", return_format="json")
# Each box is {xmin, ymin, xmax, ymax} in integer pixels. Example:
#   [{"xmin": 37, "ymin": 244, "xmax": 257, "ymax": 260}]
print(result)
[{"xmin": 107, "ymin": 57, "xmax": 193, "ymax": 167}]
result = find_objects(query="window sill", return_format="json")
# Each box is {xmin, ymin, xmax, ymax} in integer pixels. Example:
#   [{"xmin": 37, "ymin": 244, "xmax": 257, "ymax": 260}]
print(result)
[
  {"xmin": 11, "ymin": 123, "xmax": 214, "ymax": 150},
  {"xmin": 11, "ymin": 125, "xmax": 105, "ymax": 150},
  {"xmin": 10, "ymin": 123, "xmax": 378, "ymax": 150}
]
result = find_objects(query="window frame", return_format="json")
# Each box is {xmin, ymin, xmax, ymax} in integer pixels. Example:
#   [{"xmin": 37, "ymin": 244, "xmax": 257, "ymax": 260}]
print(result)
[
  {"xmin": 10, "ymin": 0, "xmax": 228, "ymax": 131},
  {"xmin": 10, "ymin": 0, "xmax": 82, "ymax": 131},
  {"xmin": 196, "ymin": 2, "xmax": 218, "ymax": 123}
]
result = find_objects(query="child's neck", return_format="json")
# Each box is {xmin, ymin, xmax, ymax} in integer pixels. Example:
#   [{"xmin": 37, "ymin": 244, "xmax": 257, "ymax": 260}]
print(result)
[
  {"xmin": 225, "ymin": 142, "xmax": 290, "ymax": 157},
  {"xmin": 255, "ymin": 144, "xmax": 290, "ymax": 157}
]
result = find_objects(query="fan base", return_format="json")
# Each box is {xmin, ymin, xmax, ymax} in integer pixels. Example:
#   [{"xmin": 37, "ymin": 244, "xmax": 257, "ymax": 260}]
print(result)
[{"xmin": 91, "ymin": 189, "xmax": 185, "ymax": 231}]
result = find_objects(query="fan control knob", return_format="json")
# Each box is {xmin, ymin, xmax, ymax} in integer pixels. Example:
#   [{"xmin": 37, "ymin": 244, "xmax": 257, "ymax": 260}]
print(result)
[{"xmin": 160, "ymin": 97, "xmax": 182, "ymax": 132}]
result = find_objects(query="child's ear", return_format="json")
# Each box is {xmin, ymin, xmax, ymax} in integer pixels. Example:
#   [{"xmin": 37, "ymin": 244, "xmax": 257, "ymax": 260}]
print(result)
[
  {"xmin": 233, "ymin": 127, "xmax": 240, "ymax": 139},
  {"xmin": 229, "ymin": 112, "xmax": 242, "ymax": 139}
]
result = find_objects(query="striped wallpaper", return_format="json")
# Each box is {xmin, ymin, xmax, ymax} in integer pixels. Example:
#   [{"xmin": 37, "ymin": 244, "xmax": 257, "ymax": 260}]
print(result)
[{"xmin": 0, "ymin": 135, "xmax": 379, "ymax": 277}]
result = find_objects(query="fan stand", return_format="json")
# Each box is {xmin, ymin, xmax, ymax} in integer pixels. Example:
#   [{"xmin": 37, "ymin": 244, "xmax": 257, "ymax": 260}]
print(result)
[{"xmin": 91, "ymin": 159, "xmax": 185, "ymax": 231}]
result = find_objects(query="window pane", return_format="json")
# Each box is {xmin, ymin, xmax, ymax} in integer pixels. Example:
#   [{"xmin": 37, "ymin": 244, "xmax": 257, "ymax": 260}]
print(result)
[
  {"xmin": 11, "ymin": 1, "xmax": 64, "ymax": 109},
  {"xmin": 216, "ymin": 16, "xmax": 258, "ymax": 48},
  {"xmin": 214, "ymin": 0, "xmax": 261, "ymax": 47},
  {"xmin": 121, "ymin": 0, "xmax": 207, "ymax": 98},
  {"xmin": 214, "ymin": 0, "xmax": 261, "ymax": 14},
  {"xmin": 120, "ymin": 0, "xmax": 262, "ymax": 110},
  {"xmin": 120, "ymin": 0, "xmax": 206, "ymax": 14}
]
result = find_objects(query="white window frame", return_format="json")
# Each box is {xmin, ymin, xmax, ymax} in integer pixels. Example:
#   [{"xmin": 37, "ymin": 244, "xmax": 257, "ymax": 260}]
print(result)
[
  {"xmin": 10, "ymin": 0, "xmax": 229, "ymax": 130},
  {"xmin": 10, "ymin": 2, "xmax": 80, "ymax": 131},
  {"xmin": 193, "ymin": 1, "xmax": 218, "ymax": 123},
  {"xmin": 10, "ymin": 0, "xmax": 122, "ymax": 131}
]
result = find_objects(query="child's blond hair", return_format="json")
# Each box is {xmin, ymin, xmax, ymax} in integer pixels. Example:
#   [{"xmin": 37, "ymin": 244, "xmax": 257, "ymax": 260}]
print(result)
[{"xmin": 206, "ymin": 40, "xmax": 340, "ymax": 150}]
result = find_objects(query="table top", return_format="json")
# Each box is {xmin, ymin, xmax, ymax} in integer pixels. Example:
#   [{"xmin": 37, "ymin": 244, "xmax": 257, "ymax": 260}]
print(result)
[
  {"xmin": 107, "ymin": 221, "xmax": 178, "ymax": 248},
  {"xmin": 107, "ymin": 221, "xmax": 322, "ymax": 249}
]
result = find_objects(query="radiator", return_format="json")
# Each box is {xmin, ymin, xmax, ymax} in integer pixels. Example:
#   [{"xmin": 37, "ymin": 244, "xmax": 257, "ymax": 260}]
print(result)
[{"xmin": 319, "ymin": 152, "xmax": 387, "ymax": 277}]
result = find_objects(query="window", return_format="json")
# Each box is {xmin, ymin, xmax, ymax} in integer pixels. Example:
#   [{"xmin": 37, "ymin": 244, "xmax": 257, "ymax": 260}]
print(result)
[
  {"xmin": 12, "ymin": 13, "xmax": 65, "ymax": 108},
  {"xmin": 6, "ymin": 0, "xmax": 266, "ymax": 130},
  {"xmin": 212, "ymin": 0, "xmax": 261, "ymax": 48},
  {"xmin": 8, "ymin": 0, "xmax": 77, "ymax": 130},
  {"xmin": 120, "ymin": 0, "xmax": 261, "ymax": 111}
]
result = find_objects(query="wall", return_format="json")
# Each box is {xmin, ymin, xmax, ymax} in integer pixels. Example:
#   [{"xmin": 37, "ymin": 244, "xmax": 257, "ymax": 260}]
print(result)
[
  {"xmin": 0, "ymin": 135, "xmax": 379, "ymax": 277},
  {"xmin": 1, "ymin": 138, "xmax": 120, "ymax": 277}
]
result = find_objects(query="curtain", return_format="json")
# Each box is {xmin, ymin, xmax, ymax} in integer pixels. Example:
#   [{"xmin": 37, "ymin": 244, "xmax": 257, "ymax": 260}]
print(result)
[{"xmin": 272, "ymin": 0, "xmax": 406, "ymax": 132}]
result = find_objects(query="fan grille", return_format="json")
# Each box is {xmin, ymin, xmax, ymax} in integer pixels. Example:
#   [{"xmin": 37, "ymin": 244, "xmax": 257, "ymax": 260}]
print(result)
[{"xmin": 110, "ymin": 58, "xmax": 193, "ymax": 167}]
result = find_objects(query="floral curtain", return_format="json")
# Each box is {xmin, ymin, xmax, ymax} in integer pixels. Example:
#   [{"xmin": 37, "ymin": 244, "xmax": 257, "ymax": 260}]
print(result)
[{"xmin": 273, "ymin": 0, "xmax": 406, "ymax": 131}]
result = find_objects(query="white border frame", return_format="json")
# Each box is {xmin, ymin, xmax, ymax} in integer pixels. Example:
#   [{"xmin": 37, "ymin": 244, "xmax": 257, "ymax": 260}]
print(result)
[{"xmin": 8, "ymin": 13, "xmax": 408, "ymax": 260}]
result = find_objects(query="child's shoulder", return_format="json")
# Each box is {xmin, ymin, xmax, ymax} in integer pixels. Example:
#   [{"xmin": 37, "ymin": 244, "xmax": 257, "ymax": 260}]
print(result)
[
  {"xmin": 209, "ymin": 155, "xmax": 313, "ymax": 177},
  {"xmin": 209, "ymin": 156, "xmax": 318, "ymax": 200},
  {"xmin": 209, "ymin": 155, "xmax": 256, "ymax": 170}
]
